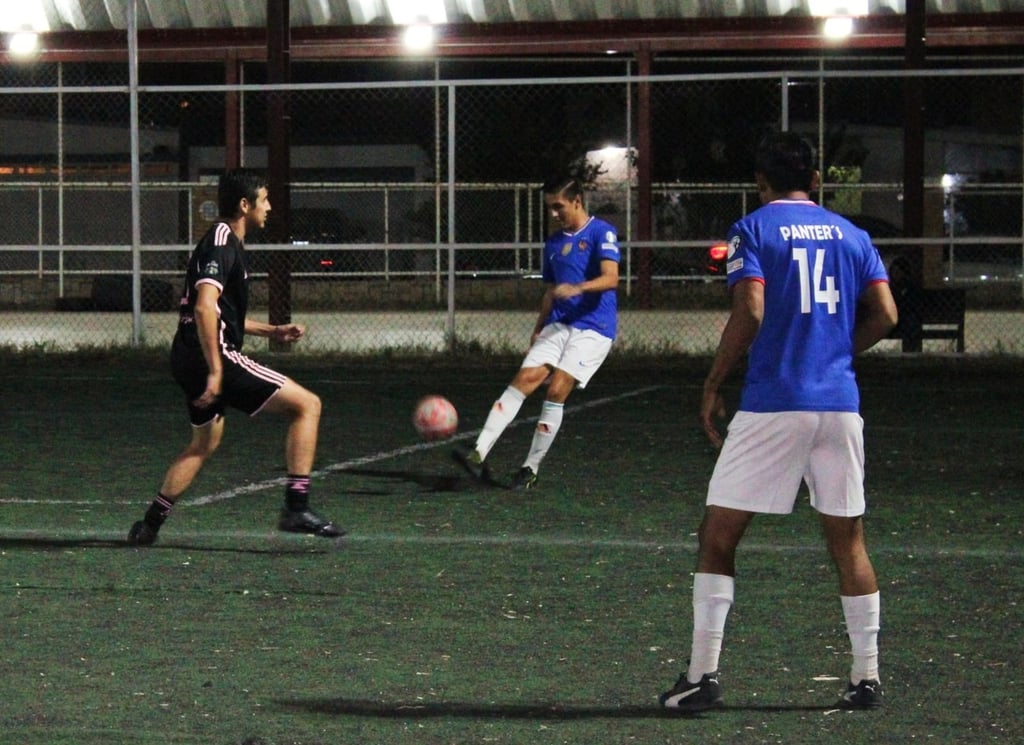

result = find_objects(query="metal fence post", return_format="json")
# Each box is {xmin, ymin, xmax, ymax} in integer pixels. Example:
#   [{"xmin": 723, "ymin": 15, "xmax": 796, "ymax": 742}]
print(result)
[
  {"xmin": 128, "ymin": 0, "xmax": 143, "ymax": 346},
  {"xmin": 446, "ymin": 83, "xmax": 456, "ymax": 352}
]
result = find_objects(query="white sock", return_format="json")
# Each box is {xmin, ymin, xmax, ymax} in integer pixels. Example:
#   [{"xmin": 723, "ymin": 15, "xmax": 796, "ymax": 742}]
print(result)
[
  {"xmin": 842, "ymin": 591, "xmax": 881, "ymax": 684},
  {"xmin": 475, "ymin": 386, "xmax": 526, "ymax": 460},
  {"xmin": 523, "ymin": 400, "xmax": 564, "ymax": 473},
  {"xmin": 687, "ymin": 573, "xmax": 734, "ymax": 683}
]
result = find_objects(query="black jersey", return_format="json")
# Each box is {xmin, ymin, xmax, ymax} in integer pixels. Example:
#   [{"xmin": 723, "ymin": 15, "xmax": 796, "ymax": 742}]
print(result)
[{"xmin": 176, "ymin": 221, "xmax": 250, "ymax": 351}]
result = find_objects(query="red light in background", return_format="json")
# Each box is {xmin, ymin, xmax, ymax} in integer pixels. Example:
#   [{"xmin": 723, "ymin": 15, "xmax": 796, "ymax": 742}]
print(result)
[{"xmin": 709, "ymin": 243, "xmax": 728, "ymax": 261}]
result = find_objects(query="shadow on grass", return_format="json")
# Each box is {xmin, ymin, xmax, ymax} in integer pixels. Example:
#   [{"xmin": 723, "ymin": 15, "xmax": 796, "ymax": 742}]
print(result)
[
  {"xmin": 276, "ymin": 698, "xmax": 836, "ymax": 720},
  {"xmin": 338, "ymin": 466, "xmax": 501, "ymax": 493},
  {"xmin": 0, "ymin": 535, "xmax": 330, "ymax": 555},
  {"xmin": 0, "ymin": 536, "xmax": 130, "ymax": 550}
]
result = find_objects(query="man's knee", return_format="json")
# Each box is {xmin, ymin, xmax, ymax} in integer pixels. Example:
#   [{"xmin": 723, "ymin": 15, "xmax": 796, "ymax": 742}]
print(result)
[
  {"xmin": 546, "ymin": 371, "xmax": 576, "ymax": 401},
  {"xmin": 303, "ymin": 390, "xmax": 322, "ymax": 419},
  {"xmin": 512, "ymin": 365, "xmax": 551, "ymax": 393},
  {"xmin": 187, "ymin": 427, "xmax": 222, "ymax": 459},
  {"xmin": 273, "ymin": 382, "xmax": 321, "ymax": 420}
]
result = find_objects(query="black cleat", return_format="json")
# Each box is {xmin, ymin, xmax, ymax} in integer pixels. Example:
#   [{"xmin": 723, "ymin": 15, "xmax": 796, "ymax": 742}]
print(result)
[
  {"xmin": 451, "ymin": 445, "xmax": 494, "ymax": 484},
  {"xmin": 508, "ymin": 466, "xmax": 538, "ymax": 490},
  {"xmin": 127, "ymin": 520, "xmax": 159, "ymax": 547},
  {"xmin": 278, "ymin": 508, "xmax": 345, "ymax": 538},
  {"xmin": 659, "ymin": 671, "xmax": 724, "ymax": 713},
  {"xmin": 839, "ymin": 679, "xmax": 883, "ymax": 709}
]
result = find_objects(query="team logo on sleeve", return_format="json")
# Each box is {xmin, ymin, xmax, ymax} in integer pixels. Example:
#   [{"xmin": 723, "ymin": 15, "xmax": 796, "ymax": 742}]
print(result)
[
  {"xmin": 726, "ymin": 236, "xmax": 743, "ymax": 273},
  {"xmin": 727, "ymin": 235, "xmax": 741, "ymax": 259},
  {"xmin": 601, "ymin": 230, "xmax": 620, "ymax": 253},
  {"xmin": 201, "ymin": 260, "xmax": 220, "ymax": 276}
]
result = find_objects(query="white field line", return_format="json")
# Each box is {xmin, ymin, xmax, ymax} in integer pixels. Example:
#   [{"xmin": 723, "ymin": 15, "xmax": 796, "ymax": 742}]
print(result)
[
  {"xmin": 0, "ymin": 525, "xmax": 1020, "ymax": 560},
  {"xmin": 0, "ymin": 385, "xmax": 662, "ymax": 511},
  {"xmin": 0, "ymin": 499, "xmax": 137, "ymax": 505},
  {"xmin": 183, "ymin": 384, "xmax": 665, "ymax": 508}
]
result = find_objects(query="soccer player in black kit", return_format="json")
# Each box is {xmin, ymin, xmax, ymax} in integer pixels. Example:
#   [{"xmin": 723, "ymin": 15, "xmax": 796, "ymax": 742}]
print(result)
[{"xmin": 128, "ymin": 169, "xmax": 342, "ymax": 545}]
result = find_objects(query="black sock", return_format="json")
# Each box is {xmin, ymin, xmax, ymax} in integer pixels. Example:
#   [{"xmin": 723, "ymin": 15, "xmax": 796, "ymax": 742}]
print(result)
[
  {"xmin": 285, "ymin": 475, "xmax": 311, "ymax": 512},
  {"xmin": 144, "ymin": 494, "xmax": 175, "ymax": 529}
]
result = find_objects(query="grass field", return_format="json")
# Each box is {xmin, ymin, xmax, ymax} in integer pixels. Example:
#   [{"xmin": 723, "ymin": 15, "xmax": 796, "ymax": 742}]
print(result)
[{"xmin": 1, "ymin": 351, "xmax": 1021, "ymax": 744}]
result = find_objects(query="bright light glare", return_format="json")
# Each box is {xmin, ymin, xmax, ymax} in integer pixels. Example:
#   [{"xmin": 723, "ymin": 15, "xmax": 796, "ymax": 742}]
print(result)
[
  {"xmin": 403, "ymin": 23, "xmax": 435, "ymax": 53},
  {"xmin": 7, "ymin": 29, "xmax": 39, "ymax": 56},
  {"xmin": 0, "ymin": 2, "xmax": 50, "ymax": 33},
  {"xmin": 942, "ymin": 173, "xmax": 963, "ymax": 191},
  {"xmin": 386, "ymin": 0, "xmax": 446, "ymax": 25},
  {"xmin": 808, "ymin": 0, "xmax": 868, "ymax": 15},
  {"xmin": 586, "ymin": 147, "xmax": 637, "ymax": 184},
  {"xmin": 822, "ymin": 16, "xmax": 854, "ymax": 39}
]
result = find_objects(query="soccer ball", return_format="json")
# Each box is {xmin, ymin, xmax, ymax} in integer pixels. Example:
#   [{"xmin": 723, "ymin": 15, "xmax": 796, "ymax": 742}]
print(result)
[{"xmin": 413, "ymin": 395, "xmax": 458, "ymax": 440}]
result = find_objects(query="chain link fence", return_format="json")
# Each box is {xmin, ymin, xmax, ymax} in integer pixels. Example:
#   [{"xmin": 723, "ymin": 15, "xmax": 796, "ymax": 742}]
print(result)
[{"xmin": 1, "ymin": 56, "xmax": 1022, "ymax": 355}]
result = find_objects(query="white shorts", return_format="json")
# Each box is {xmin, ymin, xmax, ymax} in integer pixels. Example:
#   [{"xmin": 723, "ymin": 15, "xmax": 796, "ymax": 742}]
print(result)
[
  {"xmin": 707, "ymin": 410, "xmax": 866, "ymax": 517},
  {"xmin": 521, "ymin": 323, "xmax": 612, "ymax": 389}
]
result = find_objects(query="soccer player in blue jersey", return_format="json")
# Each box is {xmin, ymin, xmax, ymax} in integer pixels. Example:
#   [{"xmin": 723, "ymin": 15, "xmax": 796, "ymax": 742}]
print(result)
[
  {"xmin": 453, "ymin": 175, "xmax": 620, "ymax": 489},
  {"xmin": 127, "ymin": 169, "xmax": 342, "ymax": 545},
  {"xmin": 659, "ymin": 132, "xmax": 898, "ymax": 711}
]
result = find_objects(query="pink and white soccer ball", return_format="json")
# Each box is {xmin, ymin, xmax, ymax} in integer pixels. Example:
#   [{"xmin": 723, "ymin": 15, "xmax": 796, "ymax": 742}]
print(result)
[{"xmin": 413, "ymin": 395, "xmax": 458, "ymax": 440}]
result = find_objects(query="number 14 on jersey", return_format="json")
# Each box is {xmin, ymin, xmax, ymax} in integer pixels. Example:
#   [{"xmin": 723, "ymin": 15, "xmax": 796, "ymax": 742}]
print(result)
[{"xmin": 792, "ymin": 247, "xmax": 840, "ymax": 314}]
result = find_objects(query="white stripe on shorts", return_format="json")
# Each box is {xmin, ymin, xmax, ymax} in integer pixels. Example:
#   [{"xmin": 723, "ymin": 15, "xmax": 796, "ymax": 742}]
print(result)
[{"xmin": 224, "ymin": 348, "xmax": 289, "ymax": 387}]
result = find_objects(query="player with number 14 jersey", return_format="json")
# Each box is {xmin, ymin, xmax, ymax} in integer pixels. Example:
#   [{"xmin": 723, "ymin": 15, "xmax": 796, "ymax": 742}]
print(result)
[{"xmin": 725, "ymin": 199, "xmax": 889, "ymax": 412}]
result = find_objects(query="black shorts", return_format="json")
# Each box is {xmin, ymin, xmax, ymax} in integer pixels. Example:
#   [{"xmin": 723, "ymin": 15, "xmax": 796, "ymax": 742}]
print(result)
[{"xmin": 170, "ymin": 336, "xmax": 288, "ymax": 426}]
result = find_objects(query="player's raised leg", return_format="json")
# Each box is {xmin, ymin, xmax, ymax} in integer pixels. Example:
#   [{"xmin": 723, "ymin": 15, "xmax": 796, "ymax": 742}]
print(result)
[
  {"xmin": 511, "ymin": 368, "xmax": 574, "ymax": 490},
  {"xmin": 451, "ymin": 365, "xmax": 547, "ymax": 484}
]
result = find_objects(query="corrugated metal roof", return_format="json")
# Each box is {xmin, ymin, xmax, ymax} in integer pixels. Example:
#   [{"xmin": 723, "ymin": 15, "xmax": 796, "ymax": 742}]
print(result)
[{"xmin": 6, "ymin": 0, "xmax": 1023, "ymax": 33}]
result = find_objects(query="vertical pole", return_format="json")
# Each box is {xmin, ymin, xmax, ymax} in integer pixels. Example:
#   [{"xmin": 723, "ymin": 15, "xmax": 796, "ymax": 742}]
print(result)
[
  {"xmin": 903, "ymin": 0, "xmax": 926, "ymax": 239},
  {"xmin": 435, "ymin": 60, "xmax": 442, "ymax": 304},
  {"xmin": 57, "ymin": 62, "xmax": 64, "ymax": 298},
  {"xmin": 37, "ymin": 188, "xmax": 43, "ymax": 278},
  {"xmin": 240, "ymin": 63, "xmax": 247, "ymax": 166},
  {"xmin": 127, "ymin": 0, "xmax": 143, "ymax": 345},
  {"xmin": 635, "ymin": 43, "xmax": 653, "ymax": 309},
  {"xmin": 446, "ymin": 84, "xmax": 457, "ymax": 351},
  {"xmin": 384, "ymin": 187, "xmax": 390, "ymax": 279},
  {"xmin": 817, "ymin": 58, "xmax": 825, "ymax": 206},
  {"xmin": 781, "ymin": 74, "xmax": 790, "ymax": 131},
  {"xmin": 903, "ymin": 0, "xmax": 927, "ymax": 350},
  {"xmin": 266, "ymin": 0, "xmax": 292, "ymax": 342},
  {"xmin": 625, "ymin": 58, "xmax": 633, "ymax": 298},
  {"xmin": 224, "ymin": 50, "xmax": 241, "ymax": 170}
]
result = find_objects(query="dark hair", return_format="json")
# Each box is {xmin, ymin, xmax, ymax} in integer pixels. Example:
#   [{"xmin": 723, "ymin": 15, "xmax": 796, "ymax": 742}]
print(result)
[
  {"xmin": 218, "ymin": 169, "xmax": 268, "ymax": 218},
  {"xmin": 754, "ymin": 131, "xmax": 816, "ymax": 193},
  {"xmin": 541, "ymin": 175, "xmax": 584, "ymax": 201}
]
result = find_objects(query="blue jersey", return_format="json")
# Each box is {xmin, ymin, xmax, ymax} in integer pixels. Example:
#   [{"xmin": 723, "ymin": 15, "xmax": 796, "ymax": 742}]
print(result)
[
  {"xmin": 725, "ymin": 199, "xmax": 889, "ymax": 412},
  {"xmin": 541, "ymin": 216, "xmax": 620, "ymax": 339}
]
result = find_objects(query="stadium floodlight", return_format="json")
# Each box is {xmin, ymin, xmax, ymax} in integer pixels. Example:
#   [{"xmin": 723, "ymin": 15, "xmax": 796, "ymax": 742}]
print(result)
[
  {"xmin": 2, "ymin": 1, "xmax": 47, "ymax": 58},
  {"xmin": 402, "ymin": 22, "xmax": 436, "ymax": 53},
  {"xmin": 586, "ymin": 146, "xmax": 637, "ymax": 185},
  {"xmin": 7, "ymin": 28, "xmax": 39, "ymax": 57},
  {"xmin": 822, "ymin": 16, "xmax": 855, "ymax": 39},
  {"xmin": 808, "ymin": 0, "xmax": 866, "ymax": 40}
]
